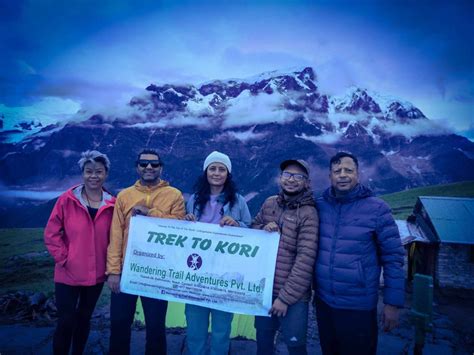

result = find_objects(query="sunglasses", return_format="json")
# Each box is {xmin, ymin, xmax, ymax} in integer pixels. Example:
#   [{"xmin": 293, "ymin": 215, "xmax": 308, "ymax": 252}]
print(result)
[{"xmin": 137, "ymin": 160, "xmax": 162, "ymax": 168}]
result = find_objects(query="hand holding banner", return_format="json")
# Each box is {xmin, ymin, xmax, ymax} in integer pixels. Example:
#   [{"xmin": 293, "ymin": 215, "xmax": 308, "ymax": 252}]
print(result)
[{"xmin": 120, "ymin": 215, "xmax": 280, "ymax": 316}]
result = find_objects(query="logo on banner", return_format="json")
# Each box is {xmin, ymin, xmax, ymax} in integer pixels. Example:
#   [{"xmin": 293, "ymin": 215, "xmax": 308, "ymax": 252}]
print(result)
[{"xmin": 187, "ymin": 253, "xmax": 203, "ymax": 270}]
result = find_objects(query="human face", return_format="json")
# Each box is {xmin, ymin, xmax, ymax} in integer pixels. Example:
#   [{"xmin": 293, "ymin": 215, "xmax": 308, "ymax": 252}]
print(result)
[
  {"xmin": 82, "ymin": 162, "xmax": 107, "ymax": 190},
  {"xmin": 330, "ymin": 157, "xmax": 359, "ymax": 194},
  {"xmin": 137, "ymin": 153, "xmax": 162, "ymax": 185},
  {"xmin": 206, "ymin": 162, "xmax": 228, "ymax": 188},
  {"xmin": 280, "ymin": 164, "xmax": 308, "ymax": 195}
]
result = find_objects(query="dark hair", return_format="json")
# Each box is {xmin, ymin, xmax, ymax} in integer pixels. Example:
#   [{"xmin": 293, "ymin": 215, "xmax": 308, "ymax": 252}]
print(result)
[
  {"xmin": 193, "ymin": 170, "xmax": 237, "ymax": 216},
  {"xmin": 329, "ymin": 152, "xmax": 359, "ymax": 170},
  {"xmin": 136, "ymin": 149, "xmax": 162, "ymax": 165}
]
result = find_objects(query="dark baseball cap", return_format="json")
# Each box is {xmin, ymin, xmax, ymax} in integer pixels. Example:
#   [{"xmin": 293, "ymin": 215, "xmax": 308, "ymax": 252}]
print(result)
[{"xmin": 280, "ymin": 159, "xmax": 310, "ymax": 175}]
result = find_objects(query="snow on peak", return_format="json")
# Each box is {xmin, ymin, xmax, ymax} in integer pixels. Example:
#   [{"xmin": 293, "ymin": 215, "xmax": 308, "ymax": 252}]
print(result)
[
  {"xmin": 242, "ymin": 66, "xmax": 315, "ymax": 84},
  {"xmin": 3, "ymin": 67, "xmax": 443, "ymax": 146},
  {"xmin": 329, "ymin": 87, "xmax": 426, "ymax": 122}
]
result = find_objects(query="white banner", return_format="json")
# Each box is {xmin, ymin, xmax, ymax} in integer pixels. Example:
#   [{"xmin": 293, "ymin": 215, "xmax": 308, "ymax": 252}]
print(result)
[{"xmin": 120, "ymin": 216, "xmax": 280, "ymax": 316}]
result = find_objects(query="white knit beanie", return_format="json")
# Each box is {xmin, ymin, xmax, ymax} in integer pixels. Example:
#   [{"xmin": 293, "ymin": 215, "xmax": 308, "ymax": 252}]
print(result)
[{"xmin": 203, "ymin": 151, "xmax": 232, "ymax": 173}]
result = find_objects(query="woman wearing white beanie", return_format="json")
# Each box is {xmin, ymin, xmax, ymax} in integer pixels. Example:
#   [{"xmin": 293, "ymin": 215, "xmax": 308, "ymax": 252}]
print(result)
[{"xmin": 184, "ymin": 151, "xmax": 251, "ymax": 355}]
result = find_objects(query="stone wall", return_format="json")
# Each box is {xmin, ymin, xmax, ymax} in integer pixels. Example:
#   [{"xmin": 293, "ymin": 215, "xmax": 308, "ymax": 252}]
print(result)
[{"xmin": 436, "ymin": 243, "xmax": 474, "ymax": 289}]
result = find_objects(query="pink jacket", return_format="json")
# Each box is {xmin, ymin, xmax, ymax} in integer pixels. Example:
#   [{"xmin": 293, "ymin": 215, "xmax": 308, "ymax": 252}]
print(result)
[{"xmin": 44, "ymin": 185, "xmax": 115, "ymax": 286}]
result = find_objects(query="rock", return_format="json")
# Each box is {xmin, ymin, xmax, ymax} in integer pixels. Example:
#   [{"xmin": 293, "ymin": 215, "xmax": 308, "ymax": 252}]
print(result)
[
  {"xmin": 29, "ymin": 292, "xmax": 47, "ymax": 308},
  {"xmin": 433, "ymin": 317, "xmax": 454, "ymax": 329}
]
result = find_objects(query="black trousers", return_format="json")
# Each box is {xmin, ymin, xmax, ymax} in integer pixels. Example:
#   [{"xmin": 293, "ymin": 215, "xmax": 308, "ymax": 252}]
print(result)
[
  {"xmin": 53, "ymin": 282, "xmax": 104, "ymax": 355},
  {"xmin": 255, "ymin": 300, "xmax": 309, "ymax": 355},
  {"xmin": 109, "ymin": 292, "xmax": 168, "ymax": 355},
  {"xmin": 315, "ymin": 297, "xmax": 378, "ymax": 355}
]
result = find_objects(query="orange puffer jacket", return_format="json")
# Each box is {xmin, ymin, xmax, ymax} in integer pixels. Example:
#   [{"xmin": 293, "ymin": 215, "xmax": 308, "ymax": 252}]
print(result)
[{"xmin": 106, "ymin": 180, "xmax": 185, "ymax": 275}]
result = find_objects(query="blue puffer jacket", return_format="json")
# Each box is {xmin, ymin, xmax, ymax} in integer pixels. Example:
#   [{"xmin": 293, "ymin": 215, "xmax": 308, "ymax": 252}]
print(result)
[{"xmin": 315, "ymin": 184, "xmax": 405, "ymax": 310}]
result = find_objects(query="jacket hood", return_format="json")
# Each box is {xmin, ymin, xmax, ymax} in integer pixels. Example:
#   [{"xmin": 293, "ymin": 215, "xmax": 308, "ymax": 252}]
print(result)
[
  {"xmin": 133, "ymin": 179, "xmax": 170, "ymax": 192},
  {"xmin": 65, "ymin": 184, "xmax": 116, "ymax": 207},
  {"xmin": 323, "ymin": 183, "xmax": 373, "ymax": 204},
  {"xmin": 277, "ymin": 188, "xmax": 316, "ymax": 209}
]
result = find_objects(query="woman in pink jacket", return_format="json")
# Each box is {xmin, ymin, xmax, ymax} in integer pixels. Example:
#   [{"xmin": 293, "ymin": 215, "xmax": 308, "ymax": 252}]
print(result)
[{"xmin": 44, "ymin": 150, "xmax": 115, "ymax": 355}]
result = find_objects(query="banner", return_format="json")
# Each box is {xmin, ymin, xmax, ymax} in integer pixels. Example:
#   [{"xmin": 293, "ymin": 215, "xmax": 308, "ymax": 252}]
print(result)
[{"xmin": 121, "ymin": 216, "xmax": 280, "ymax": 316}]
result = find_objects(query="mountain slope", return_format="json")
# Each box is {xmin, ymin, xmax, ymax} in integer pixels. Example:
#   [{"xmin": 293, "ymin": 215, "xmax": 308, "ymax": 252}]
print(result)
[
  {"xmin": 1, "ymin": 67, "xmax": 473, "ymax": 227},
  {"xmin": 381, "ymin": 180, "xmax": 474, "ymax": 219}
]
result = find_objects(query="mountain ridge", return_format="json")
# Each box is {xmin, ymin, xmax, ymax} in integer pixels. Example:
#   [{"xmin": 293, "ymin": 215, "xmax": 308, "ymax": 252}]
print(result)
[{"xmin": 1, "ymin": 66, "xmax": 473, "ymax": 219}]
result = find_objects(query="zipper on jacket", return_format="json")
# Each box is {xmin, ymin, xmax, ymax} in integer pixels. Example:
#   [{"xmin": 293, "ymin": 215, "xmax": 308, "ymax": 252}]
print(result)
[
  {"xmin": 330, "ymin": 203, "xmax": 341, "ymax": 295},
  {"xmin": 94, "ymin": 202, "xmax": 114, "ymax": 221},
  {"xmin": 146, "ymin": 192, "xmax": 151, "ymax": 208},
  {"xmin": 277, "ymin": 203, "xmax": 287, "ymax": 231}
]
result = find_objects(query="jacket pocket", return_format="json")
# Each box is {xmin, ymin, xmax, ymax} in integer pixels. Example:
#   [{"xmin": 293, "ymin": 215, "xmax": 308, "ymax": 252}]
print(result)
[{"xmin": 58, "ymin": 249, "xmax": 69, "ymax": 267}]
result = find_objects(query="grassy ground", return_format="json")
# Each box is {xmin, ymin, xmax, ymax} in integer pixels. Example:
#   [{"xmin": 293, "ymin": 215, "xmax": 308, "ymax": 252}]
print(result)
[
  {"xmin": 381, "ymin": 180, "xmax": 474, "ymax": 219},
  {"xmin": 0, "ymin": 228, "xmax": 111, "ymax": 306},
  {"xmin": 0, "ymin": 228, "xmax": 53, "ymax": 296}
]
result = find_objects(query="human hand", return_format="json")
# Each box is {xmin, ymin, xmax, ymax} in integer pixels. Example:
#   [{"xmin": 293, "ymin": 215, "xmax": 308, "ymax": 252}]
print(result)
[
  {"xmin": 132, "ymin": 205, "xmax": 150, "ymax": 216},
  {"xmin": 107, "ymin": 274, "xmax": 121, "ymax": 294},
  {"xmin": 220, "ymin": 216, "xmax": 239, "ymax": 227},
  {"xmin": 269, "ymin": 298, "xmax": 288, "ymax": 317},
  {"xmin": 184, "ymin": 213, "xmax": 197, "ymax": 221},
  {"xmin": 381, "ymin": 304, "xmax": 400, "ymax": 332},
  {"xmin": 263, "ymin": 222, "xmax": 280, "ymax": 232}
]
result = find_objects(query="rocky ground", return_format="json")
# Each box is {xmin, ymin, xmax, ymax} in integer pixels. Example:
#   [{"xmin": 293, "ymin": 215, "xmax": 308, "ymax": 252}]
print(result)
[{"xmin": 0, "ymin": 288, "xmax": 473, "ymax": 355}]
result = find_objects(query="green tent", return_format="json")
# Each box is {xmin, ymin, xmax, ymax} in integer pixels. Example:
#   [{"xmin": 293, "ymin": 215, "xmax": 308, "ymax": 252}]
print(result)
[{"xmin": 136, "ymin": 300, "xmax": 257, "ymax": 340}]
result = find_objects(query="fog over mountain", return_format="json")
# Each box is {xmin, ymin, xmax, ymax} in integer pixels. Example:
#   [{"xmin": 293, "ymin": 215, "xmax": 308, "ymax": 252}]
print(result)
[{"xmin": 1, "ymin": 67, "xmax": 473, "ymax": 227}]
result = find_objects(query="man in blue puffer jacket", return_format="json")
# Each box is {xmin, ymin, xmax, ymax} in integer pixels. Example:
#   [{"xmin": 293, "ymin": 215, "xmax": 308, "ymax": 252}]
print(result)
[{"xmin": 314, "ymin": 152, "xmax": 405, "ymax": 355}]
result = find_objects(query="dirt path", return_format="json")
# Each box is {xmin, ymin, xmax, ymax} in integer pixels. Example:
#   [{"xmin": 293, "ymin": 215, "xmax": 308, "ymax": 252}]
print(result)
[{"xmin": 1, "ymin": 291, "xmax": 473, "ymax": 354}]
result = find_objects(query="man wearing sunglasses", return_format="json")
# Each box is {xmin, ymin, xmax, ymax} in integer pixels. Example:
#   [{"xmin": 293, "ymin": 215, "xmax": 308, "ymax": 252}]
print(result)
[
  {"xmin": 252, "ymin": 159, "xmax": 319, "ymax": 355},
  {"xmin": 107, "ymin": 149, "xmax": 185, "ymax": 355}
]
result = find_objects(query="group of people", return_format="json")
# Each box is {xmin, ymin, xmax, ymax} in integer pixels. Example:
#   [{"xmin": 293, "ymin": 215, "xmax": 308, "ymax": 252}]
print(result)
[{"xmin": 44, "ymin": 148, "xmax": 405, "ymax": 355}]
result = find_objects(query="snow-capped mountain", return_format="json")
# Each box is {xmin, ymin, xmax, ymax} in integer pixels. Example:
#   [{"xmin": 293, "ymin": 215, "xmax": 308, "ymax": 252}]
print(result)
[{"xmin": 1, "ymin": 67, "xmax": 473, "ymax": 227}]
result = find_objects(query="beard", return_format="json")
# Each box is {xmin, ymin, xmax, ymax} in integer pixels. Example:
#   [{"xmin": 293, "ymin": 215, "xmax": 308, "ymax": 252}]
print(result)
[{"xmin": 282, "ymin": 187, "xmax": 304, "ymax": 196}]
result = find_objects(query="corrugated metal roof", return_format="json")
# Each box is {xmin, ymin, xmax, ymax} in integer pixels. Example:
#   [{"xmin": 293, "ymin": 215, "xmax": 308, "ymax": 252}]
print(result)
[
  {"xmin": 395, "ymin": 220, "xmax": 431, "ymax": 245},
  {"xmin": 419, "ymin": 196, "xmax": 474, "ymax": 245}
]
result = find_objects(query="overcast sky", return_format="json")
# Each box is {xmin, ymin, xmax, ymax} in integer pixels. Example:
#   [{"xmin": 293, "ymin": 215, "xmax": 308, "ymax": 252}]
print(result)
[{"xmin": 1, "ymin": 0, "xmax": 473, "ymax": 139}]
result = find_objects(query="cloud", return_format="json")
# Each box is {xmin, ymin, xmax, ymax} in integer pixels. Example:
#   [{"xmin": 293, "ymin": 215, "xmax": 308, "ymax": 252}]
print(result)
[
  {"xmin": 297, "ymin": 132, "xmax": 342, "ymax": 145},
  {"xmin": 381, "ymin": 120, "xmax": 452, "ymax": 139},
  {"xmin": 458, "ymin": 123, "xmax": 474, "ymax": 142},
  {"xmin": 316, "ymin": 58, "xmax": 358, "ymax": 95},
  {"xmin": 223, "ymin": 90, "xmax": 296, "ymax": 127},
  {"xmin": 0, "ymin": 59, "xmax": 44, "ymax": 106},
  {"xmin": 125, "ymin": 115, "xmax": 209, "ymax": 129},
  {"xmin": 218, "ymin": 128, "xmax": 267, "ymax": 142},
  {"xmin": 0, "ymin": 190, "xmax": 63, "ymax": 201},
  {"xmin": 2, "ymin": 0, "xmax": 473, "ymax": 140},
  {"xmin": 220, "ymin": 47, "xmax": 311, "ymax": 78},
  {"xmin": 0, "ymin": 97, "xmax": 81, "ymax": 129}
]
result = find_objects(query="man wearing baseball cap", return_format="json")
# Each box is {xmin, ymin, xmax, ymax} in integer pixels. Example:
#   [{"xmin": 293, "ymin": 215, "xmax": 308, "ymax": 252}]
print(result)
[{"xmin": 252, "ymin": 159, "xmax": 319, "ymax": 355}]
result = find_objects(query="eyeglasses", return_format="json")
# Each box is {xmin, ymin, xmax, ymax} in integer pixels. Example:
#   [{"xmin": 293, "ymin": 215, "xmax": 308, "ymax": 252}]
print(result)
[
  {"xmin": 281, "ymin": 172, "xmax": 308, "ymax": 181},
  {"xmin": 137, "ymin": 160, "xmax": 162, "ymax": 168}
]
